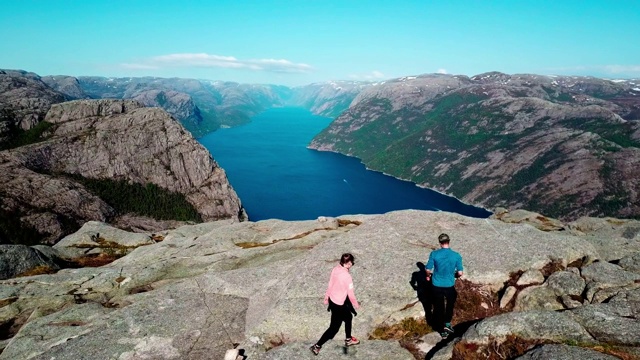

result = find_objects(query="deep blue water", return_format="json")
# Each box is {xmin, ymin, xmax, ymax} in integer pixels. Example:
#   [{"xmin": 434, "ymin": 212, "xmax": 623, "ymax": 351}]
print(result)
[{"xmin": 198, "ymin": 107, "xmax": 491, "ymax": 221}]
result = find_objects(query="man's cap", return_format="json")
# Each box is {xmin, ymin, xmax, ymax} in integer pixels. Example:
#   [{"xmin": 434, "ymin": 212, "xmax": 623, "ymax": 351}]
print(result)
[{"xmin": 438, "ymin": 233, "xmax": 450, "ymax": 243}]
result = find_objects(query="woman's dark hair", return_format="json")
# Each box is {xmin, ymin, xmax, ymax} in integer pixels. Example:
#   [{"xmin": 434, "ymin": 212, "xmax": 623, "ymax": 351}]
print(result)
[{"xmin": 340, "ymin": 253, "xmax": 355, "ymax": 265}]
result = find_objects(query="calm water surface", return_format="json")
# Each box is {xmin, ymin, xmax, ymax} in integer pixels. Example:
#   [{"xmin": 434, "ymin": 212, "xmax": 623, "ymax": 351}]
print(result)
[{"xmin": 198, "ymin": 107, "xmax": 491, "ymax": 221}]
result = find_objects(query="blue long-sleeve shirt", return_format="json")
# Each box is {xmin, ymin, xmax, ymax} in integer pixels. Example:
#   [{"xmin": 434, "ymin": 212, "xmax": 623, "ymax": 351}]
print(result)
[{"xmin": 426, "ymin": 248, "xmax": 463, "ymax": 288}]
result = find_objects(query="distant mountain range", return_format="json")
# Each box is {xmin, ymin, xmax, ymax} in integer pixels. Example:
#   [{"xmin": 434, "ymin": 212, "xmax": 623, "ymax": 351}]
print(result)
[
  {"xmin": 2, "ymin": 68, "xmax": 639, "ymax": 246},
  {"xmin": 37, "ymin": 74, "xmax": 365, "ymax": 137},
  {"xmin": 310, "ymin": 72, "xmax": 640, "ymax": 221}
]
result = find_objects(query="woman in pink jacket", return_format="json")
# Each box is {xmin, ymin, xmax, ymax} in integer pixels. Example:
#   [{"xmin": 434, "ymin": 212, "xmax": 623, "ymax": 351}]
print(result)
[{"xmin": 310, "ymin": 253, "xmax": 361, "ymax": 355}]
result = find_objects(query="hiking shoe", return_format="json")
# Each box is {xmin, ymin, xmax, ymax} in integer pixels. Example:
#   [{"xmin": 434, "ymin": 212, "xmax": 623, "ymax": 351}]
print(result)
[
  {"xmin": 440, "ymin": 331, "xmax": 449, "ymax": 339},
  {"xmin": 345, "ymin": 336, "xmax": 360, "ymax": 346},
  {"xmin": 444, "ymin": 323, "xmax": 454, "ymax": 334},
  {"xmin": 309, "ymin": 344, "xmax": 321, "ymax": 355}
]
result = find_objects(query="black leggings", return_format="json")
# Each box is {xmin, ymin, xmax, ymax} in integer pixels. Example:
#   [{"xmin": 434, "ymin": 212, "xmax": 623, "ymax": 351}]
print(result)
[
  {"xmin": 433, "ymin": 285, "xmax": 457, "ymax": 331},
  {"xmin": 316, "ymin": 299, "xmax": 352, "ymax": 346}
]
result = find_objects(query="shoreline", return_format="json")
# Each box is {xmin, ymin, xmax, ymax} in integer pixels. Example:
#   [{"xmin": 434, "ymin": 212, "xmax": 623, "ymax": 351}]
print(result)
[{"xmin": 306, "ymin": 145, "xmax": 493, "ymax": 216}]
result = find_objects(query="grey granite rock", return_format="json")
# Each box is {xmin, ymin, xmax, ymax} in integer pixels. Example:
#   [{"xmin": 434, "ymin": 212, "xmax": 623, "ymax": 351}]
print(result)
[
  {"xmin": 619, "ymin": 252, "xmax": 640, "ymax": 273},
  {"xmin": 546, "ymin": 270, "xmax": 586, "ymax": 297},
  {"xmin": 462, "ymin": 310, "xmax": 596, "ymax": 345},
  {"xmin": 569, "ymin": 301, "xmax": 640, "ymax": 346},
  {"xmin": 514, "ymin": 285, "xmax": 564, "ymax": 311},
  {"xmin": 515, "ymin": 344, "xmax": 620, "ymax": 359},
  {"xmin": 582, "ymin": 261, "xmax": 640, "ymax": 303},
  {"xmin": 0, "ymin": 280, "xmax": 249, "ymax": 360},
  {"xmin": 517, "ymin": 269, "xmax": 545, "ymax": 286}
]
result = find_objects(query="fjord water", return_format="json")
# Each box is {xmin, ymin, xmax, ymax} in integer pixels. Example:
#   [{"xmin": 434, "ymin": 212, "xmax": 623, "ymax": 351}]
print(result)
[{"xmin": 198, "ymin": 108, "xmax": 491, "ymax": 221}]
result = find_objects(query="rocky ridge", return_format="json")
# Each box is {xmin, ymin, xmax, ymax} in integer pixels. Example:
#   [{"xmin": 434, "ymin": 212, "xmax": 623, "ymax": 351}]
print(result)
[
  {"xmin": 309, "ymin": 72, "xmax": 640, "ymax": 221},
  {"xmin": 36, "ymin": 72, "xmax": 371, "ymax": 137},
  {"xmin": 0, "ymin": 70, "xmax": 68, "ymax": 145},
  {"xmin": 47, "ymin": 76, "xmax": 290, "ymax": 136},
  {"xmin": 0, "ymin": 209, "xmax": 639, "ymax": 359},
  {"xmin": 0, "ymin": 99, "xmax": 245, "ymax": 245}
]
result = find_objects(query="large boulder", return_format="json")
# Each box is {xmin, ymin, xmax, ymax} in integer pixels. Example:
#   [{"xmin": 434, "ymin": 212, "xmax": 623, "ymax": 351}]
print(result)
[
  {"xmin": 546, "ymin": 270, "xmax": 586, "ymax": 297},
  {"xmin": 569, "ymin": 301, "xmax": 640, "ymax": 346},
  {"xmin": 459, "ymin": 310, "xmax": 596, "ymax": 345},
  {"xmin": 581, "ymin": 261, "xmax": 640, "ymax": 303}
]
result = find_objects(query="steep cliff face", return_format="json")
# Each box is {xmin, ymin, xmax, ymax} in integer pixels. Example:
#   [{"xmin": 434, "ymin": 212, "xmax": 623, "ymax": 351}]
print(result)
[
  {"xmin": 32, "ymin": 73, "xmax": 375, "ymax": 137},
  {"xmin": 0, "ymin": 99, "xmax": 246, "ymax": 244},
  {"xmin": 131, "ymin": 89, "xmax": 204, "ymax": 134},
  {"xmin": 310, "ymin": 73, "xmax": 640, "ymax": 221},
  {"xmin": 289, "ymin": 81, "xmax": 370, "ymax": 118},
  {"xmin": 0, "ymin": 70, "xmax": 68, "ymax": 144}
]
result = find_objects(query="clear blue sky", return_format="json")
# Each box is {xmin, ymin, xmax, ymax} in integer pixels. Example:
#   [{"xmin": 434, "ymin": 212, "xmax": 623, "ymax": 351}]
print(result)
[{"xmin": 1, "ymin": 0, "xmax": 639, "ymax": 86}]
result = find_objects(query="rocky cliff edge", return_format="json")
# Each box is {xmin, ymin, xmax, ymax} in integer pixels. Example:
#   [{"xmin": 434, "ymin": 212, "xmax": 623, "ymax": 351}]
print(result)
[
  {"xmin": 0, "ymin": 99, "xmax": 246, "ymax": 244},
  {"xmin": 1, "ymin": 209, "xmax": 639, "ymax": 359}
]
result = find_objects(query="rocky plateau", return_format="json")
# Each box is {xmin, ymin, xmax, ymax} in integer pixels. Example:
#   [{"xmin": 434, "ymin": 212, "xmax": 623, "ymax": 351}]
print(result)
[{"xmin": 0, "ymin": 209, "xmax": 639, "ymax": 359}]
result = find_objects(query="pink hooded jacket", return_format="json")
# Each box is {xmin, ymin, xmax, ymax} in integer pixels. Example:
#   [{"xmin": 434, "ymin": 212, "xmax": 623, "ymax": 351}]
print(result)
[{"xmin": 323, "ymin": 264, "xmax": 360, "ymax": 308}]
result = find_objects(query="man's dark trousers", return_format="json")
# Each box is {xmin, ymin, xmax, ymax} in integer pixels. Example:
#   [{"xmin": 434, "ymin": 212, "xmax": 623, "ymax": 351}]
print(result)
[{"xmin": 432, "ymin": 285, "xmax": 457, "ymax": 331}]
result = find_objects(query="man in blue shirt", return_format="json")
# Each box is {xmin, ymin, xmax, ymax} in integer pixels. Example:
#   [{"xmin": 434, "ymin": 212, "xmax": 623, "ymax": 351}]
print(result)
[{"xmin": 426, "ymin": 233, "xmax": 464, "ymax": 338}]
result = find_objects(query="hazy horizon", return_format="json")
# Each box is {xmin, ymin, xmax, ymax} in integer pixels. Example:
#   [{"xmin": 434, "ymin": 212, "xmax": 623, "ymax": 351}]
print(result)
[{"xmin": 2, "ymin": 0, "xmax": 639, "ymax": 86}]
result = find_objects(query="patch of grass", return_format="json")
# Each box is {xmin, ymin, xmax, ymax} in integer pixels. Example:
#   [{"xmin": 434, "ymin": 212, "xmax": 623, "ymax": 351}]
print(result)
[
  {"xmin": 264, "ymin": 332, "xmax": 289, "ymax": 351},
  {"xmin": 128, "ymin": 284, "xmax": 154, "ymax": 295},
  {"xmin": 369, "ymin": 317, "xmax": 433, "ymax": 340},
  {"xmin": 14, "ymin": 265, "xmax": 58, "ymax": 277},
  {"xmin": 540, "ymin": 259, "xmax": 565, "ymax": 278},
  {"xmin": 369, "ymin": 317, "xmax": 432, "ymax": 360},
  {"xmin": 235, "ymin": 241, "xmax": 271, "ymax": 249},
  {"xmin": 337, "ymin": 219, "xmax": 362, "ymax": 227},
  {"xmin": 453, "ymin": 280, "xmax": 504, "ymax": 324},
  {"xmin": 567, "ymin": 256, "xmax": 588, "ymax": 268},
  {"xmin": 67, "ymin": 253, "xmax": 122, "ymax": 268},
  {"xmin": 588, "ymin": 344, "xmax": 640, "ymax": 360},
  {"xmin": 564, "ymin": 340, "xmax": 640, "ymax": 360},
  {"xmin": 0, "ymin": 297, "xmax": 18, "ymax": 308}
]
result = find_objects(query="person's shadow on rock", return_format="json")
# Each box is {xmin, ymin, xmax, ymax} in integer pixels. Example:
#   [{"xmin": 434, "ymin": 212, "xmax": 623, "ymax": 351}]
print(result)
[{"xmin": 409, "ymin": 261, "xmax": 434, "ymax": 328}]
